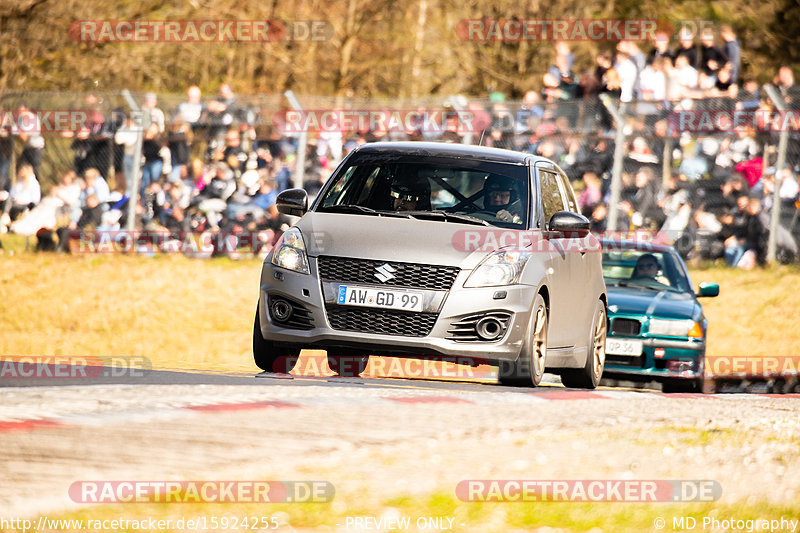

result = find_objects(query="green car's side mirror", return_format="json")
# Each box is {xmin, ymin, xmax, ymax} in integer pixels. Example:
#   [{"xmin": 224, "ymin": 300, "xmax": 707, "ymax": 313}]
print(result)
[{"xmin": 697, "ymin": 282, "xmax": 719, "ymax": 298}]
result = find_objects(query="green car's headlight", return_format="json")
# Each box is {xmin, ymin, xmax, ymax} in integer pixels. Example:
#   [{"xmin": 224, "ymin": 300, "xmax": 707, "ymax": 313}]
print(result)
[
  {"xmin": 464, "ymin": 250, "xmax": 531, "ymax": 288},
  {"xmin": 648, "ymin": 318, "xmax": 703, "ymax": 338},
  {"xmin": 270, "ymin": 227, "xmax": 310, "ymax": 274}
]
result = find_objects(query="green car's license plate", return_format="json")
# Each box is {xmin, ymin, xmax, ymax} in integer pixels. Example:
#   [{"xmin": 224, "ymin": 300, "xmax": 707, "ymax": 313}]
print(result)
[{"xmin": 605, "ymin": 338, "xmax": 643, "ymax": 356}]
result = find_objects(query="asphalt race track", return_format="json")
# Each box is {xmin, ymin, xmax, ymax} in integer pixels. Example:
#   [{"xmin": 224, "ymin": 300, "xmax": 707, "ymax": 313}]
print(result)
[{"xmin": 2, "ymin": 360, "xmax": 800, "ymax": 528}]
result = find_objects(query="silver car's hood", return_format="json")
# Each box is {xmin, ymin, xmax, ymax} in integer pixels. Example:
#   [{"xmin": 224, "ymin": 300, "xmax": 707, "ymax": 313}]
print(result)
[{"xmin": 296, "ymin": 212, "xmax": 502, "ymax": 269}]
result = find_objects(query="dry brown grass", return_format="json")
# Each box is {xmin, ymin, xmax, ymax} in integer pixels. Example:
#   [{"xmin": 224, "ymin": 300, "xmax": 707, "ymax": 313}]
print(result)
[
  {"xmin": 0, "ymin": 254, "xmax": 262, "ymax": 373},
  {"xmin": 690, "ymin": 264, "xmax": 800, "ymax": 357},
  {"xmin": 0, "ymin": 252, "xmax": 798, "ymax": 374}
]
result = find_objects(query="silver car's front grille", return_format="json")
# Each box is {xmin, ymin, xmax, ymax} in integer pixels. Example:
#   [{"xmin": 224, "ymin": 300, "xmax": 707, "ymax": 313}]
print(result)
[
  {"xmin": 318, "ymin": 257, "xmax": 457, "ymax": 337},
  {"xmin": 317, "ymin": 256, "xmax": 460, "ymax": 290},
  {"xmin": 325, "ymin": 306, "xmax": 437, "ymax": 337}
]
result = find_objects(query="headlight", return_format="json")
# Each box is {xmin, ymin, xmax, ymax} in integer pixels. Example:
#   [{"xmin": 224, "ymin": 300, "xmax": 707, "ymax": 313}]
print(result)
[
  {"xmin": 464, "ymin": 250, "xmax": 531, "ymax": 288},
  {"xmin": 648, "ymin": 318, "xmax": 703, "ymax": 338},
  {"xmin": 270, "ymin": 228, "xmax": 310, "ymax": 274}
]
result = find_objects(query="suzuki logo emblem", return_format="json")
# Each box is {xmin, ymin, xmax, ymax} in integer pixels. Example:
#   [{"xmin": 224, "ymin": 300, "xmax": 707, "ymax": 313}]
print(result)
[{"xmin": 374, "ymin": 263, "xmax": 397, "ymax": 282}]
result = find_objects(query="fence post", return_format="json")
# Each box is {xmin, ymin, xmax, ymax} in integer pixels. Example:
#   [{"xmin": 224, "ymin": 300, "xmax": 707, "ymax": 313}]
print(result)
[
  {"xmin": 763, "ymin": 85, "xmax": 789, "ymax": 264},
  {"xmin": 600, "ymin": 94, "xmax": 627, "ymax": 233},
  {"xmin": 122, "ymin": 90, "xmax": 144, "ymax": 234},
  {"xmin": 662, "ymin": 136, "xmax": 673, "ymax": 190},
  {"xmin": 449, "ymin": 97, "xmax": 472, "ymax": 146},
  {"xmin": 107, "ymin": 136, "xmax": 116, "ymax": 188},
  {"xmin": 3, "ymin": 138, "xmax": 17, "ymax": 216},
  {"xmin": 284, "ymin": 91, "xmax": 306, "ymax": 190}
]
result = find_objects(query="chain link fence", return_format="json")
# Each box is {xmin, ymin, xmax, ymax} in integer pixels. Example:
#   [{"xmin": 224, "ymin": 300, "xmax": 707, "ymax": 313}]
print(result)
[
  {"xmin": 598, "ymin": 89, "xmax": 800, "ymax": 264},
  {"xmin": 1, "ymin": 89, "xmax": 797, "ymax": 262}
]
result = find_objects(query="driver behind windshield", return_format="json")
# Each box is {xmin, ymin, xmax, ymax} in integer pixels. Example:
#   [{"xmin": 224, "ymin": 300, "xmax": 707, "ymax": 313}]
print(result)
[
  {"xmin": 389, "ymin": 177, "xmax": 431, "ymax": 212},
  {"xmin": 484, "ymin": 175, "xmax": 522, "ymax": 223},
  {"xmin": 631, "ymin": 254, "xmax": 660, "ymax": 280}
]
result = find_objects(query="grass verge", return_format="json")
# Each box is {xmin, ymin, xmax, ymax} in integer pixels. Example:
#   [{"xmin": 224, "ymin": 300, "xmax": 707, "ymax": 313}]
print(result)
[
  {"xmin": 0, "ymin": 250, "xmax": 798, "ymax": 373},
  {"xmin": 13, "ymin": 493, "xmax": 800, "ymax": 532}
]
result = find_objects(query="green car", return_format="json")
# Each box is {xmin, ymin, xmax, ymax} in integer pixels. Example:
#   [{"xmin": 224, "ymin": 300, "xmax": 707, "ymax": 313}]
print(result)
[{"xmin": 600, "ymin": 239, "xmax": 719, "ymax": 392}]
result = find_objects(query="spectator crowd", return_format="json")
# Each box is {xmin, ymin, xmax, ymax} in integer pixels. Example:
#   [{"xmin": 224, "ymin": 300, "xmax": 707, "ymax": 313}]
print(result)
[{"xmin": 1, "ymin": 25, "xmax": 799, "ymax": 266}]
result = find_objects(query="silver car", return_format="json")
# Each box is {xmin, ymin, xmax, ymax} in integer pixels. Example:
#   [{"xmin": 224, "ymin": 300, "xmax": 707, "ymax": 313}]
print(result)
[{"xmin": 254, "ymin": 142, "xmax": 607, "ymax": 388}]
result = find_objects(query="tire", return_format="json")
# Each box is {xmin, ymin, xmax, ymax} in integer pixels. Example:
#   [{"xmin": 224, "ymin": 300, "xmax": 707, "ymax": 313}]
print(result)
[
  {"xmin": 662, "ymin": 378, "xmax": 702, "ymax": 393},
  {"xmin": 253, "ymin": 306, "xmax": 301, "ymax": 372},
  {"xmin": 561, "ymin": 300, "xmax": 607, "ymax": 389},
  {"xmin": 498, "ymin": 294, "xmax": 547, "ymax": 387},
  {"xmin": 327, "ymin": 354, "xmax": 369, "ymax": 377}
]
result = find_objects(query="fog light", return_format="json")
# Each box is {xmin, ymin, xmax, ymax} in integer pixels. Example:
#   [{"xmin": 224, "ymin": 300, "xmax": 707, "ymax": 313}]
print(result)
[
  {"xmin": 475, "ymin": 317, "xmax": 504, "ymax": 341},
  {"xmin": 654, "ymin": 348, "xmax": 665, "ymax": 358},
  {"xmin": 270, "ymin": 298, "xmax": 293, "ymax": 322}
]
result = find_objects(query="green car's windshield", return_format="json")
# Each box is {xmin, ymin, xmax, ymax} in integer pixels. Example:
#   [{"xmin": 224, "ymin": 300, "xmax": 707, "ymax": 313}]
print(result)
[
  {"xmin": 601, "ymin": 246, "xmax": 692, "ymax": 293},
  {"xmin": 316, "ymin": 160, "xmax": 529, "ymax": 228}
]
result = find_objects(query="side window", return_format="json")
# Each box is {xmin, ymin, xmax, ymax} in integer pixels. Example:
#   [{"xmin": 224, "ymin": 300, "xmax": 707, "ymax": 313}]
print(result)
[
  {"xmin": 320, "ymin": 165, "xmax": 359, "ymax": 207},
  {"xmin": 539, "ymin": 170, "xmax": 566, "ymax": 226},
  {"xmin": 556, "ymin": 171, "xmax": 579, "ymax": 213}
]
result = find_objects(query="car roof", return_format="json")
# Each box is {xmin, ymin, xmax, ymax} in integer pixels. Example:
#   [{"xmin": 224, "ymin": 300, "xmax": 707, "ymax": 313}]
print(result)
[
  {"xmin": 351, "ymin": 141, "xmax": 551, "ymax": 166},
  {"xmin": 599, "ymin": 238, "xmax": 676, "ymax": 254}
]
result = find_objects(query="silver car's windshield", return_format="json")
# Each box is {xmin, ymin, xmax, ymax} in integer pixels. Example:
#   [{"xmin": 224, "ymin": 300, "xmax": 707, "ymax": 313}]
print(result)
[
  {"xmin": 316, "ymin": 160, "xmax": 529, "ymax": 228},
  {"xmin": 602, "ymin": 247, "xmax": 692, "ymax": 293}
]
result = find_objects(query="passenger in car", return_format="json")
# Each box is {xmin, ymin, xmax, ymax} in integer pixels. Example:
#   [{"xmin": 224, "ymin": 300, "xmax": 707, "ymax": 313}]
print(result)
[{"xmin": 389, "ymin": 177, "xmax": 431, "ymax": 212}]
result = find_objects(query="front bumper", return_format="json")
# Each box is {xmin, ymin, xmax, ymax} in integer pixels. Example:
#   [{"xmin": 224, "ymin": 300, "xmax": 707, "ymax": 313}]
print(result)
[
  {"xmin": 258, "ymin": 260, "xmax": 538, "ymax": 363},
  {"xmin": 603, "ymin": 335, "xmax": 705, "ymax": 382}
]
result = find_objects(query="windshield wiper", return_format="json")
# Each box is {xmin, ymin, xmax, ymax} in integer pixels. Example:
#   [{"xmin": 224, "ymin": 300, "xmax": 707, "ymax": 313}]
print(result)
[
  {"xmin": 318, "ymin": 204, "xmax": 379, "ymax": 215},
  {"xmin": 318, "ymin": 205, "xmax": 410, "ymax": 218},
  {"xmin": 612, "ymin": 280, "xmax": 669, "ymax": 292},
  {"xmin": 437, "ymin": 212, "xmax": 492, "ymax": 226},
  {"xmin": 402, "ymin": 210, "xmax": 491, "ymax": 226}
]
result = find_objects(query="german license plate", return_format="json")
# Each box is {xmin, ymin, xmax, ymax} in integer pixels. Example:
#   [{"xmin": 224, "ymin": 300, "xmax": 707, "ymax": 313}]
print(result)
[
  {"xmin": 337, "ymin": 286, "xmax": 424, "ymax": 312},
  {"xmin": 605, "ymin": 338, "xmax": 643, "ymax": 356}
]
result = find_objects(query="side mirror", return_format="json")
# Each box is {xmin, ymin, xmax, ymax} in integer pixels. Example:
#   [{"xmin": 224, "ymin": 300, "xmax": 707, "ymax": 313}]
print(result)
[
  {"xmin": 276, "ymin": 188, "xmax": 308, "ymax": 217},
  {"xmin": 696, "ymin": 282, "xmax": 719, "ymax": 298},
  {"xmin": 548, "ymin": 211, "xmax": 591, "ymax": 237}
]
